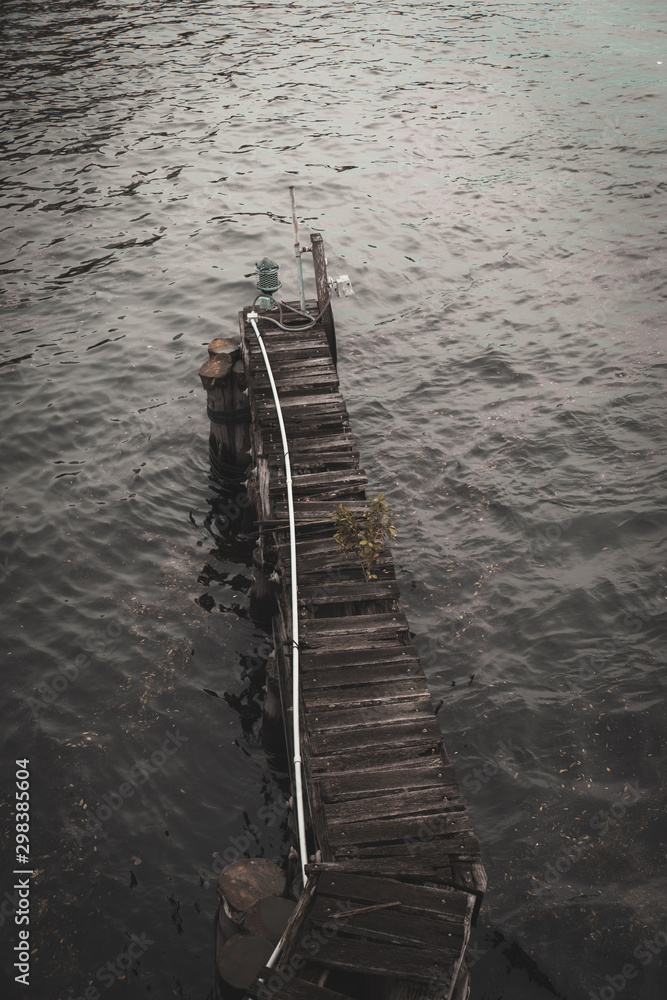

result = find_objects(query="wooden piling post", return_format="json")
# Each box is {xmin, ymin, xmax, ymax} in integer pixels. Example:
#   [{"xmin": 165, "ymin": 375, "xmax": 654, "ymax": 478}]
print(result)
[
  {"xmin": 232, "ymin": 358, "xmax": 250, "ymax": 465},
  {"xmin": 198, "ymin": 337, "xmax": 250, "ymax": 475},
  {"xmin": 249, "ymin": 533, "xmax": 277, "ymax": 626},
  {"xmin": 261, "ymin": 650, "xmax": 286, "ymax": 754},
  {"xmin": 310, "ymin": 232, "xmax": 337, "ymax": 367}
]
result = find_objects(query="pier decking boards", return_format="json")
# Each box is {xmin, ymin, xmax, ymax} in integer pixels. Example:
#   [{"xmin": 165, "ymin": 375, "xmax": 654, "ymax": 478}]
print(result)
[{"xmin": 239, "ymin": 301, "xmax": 486, "ymax": 1000}]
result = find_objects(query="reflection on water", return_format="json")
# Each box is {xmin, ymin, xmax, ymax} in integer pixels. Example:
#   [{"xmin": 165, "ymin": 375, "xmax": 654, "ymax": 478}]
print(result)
[{"xmin": 1, "ymin": 0, "xmax": 665, "ymax": 997}]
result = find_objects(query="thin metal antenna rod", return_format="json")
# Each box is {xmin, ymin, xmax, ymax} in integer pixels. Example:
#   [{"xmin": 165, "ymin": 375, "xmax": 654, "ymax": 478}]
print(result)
[{"xmin": 289, "ymin": 185, "xmax": 306, "ymax": 310}]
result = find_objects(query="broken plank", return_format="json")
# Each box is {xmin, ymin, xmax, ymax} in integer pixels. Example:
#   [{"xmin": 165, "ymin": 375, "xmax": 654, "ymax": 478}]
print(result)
[
  {"xmin": 309, "ymin": 897, "xmax": 465, "ymax": 953},
  {"xmin": 298, "ymin": 934, "xmax": 453, "ymax": 984}
]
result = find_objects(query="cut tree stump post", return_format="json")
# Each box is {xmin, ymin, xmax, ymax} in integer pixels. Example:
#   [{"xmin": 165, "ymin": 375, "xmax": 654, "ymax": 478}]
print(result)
[{"xmin": 198, "ymin": 337, "xmax": 250, "ymax": 474}]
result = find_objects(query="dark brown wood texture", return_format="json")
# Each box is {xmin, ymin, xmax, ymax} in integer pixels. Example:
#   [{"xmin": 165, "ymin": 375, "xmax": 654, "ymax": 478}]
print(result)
[{"xmin": 239, "ymin": 293, "xmax": 485, "ymax": 1000}]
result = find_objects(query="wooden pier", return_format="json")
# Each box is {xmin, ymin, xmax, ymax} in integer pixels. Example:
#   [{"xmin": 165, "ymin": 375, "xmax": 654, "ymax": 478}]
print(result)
[{"xmin": 202, "ymin": 237, "xmax": 486, "ymax": 1000}]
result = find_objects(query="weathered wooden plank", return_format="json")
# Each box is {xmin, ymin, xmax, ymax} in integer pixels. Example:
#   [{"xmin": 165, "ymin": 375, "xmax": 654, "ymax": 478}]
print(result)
[
  {"xmin": 313, "ymin": 872, "xmax": 473, "ymax": 918},
  {"xmin": 252, "ymin": 362, "xmax": 336, "ymax": 379},
  {"xmin": 251, "ymin": 355, "xmax": 334, "ymax": 376},
  {"xmin": 301, "ymin": 646, "xmax": 420, "ymax": 670},
  {"xmin": 302, "ymin": 651, "xmax": 419, "ymax": 683},
  {"xmin": 255, "ymin": 981, "xmax": 352, "ymax": 1000},
  {"xmin": 303, "ymin": 667, "xmax": 425, "ymax": 697},
  {"xmin": 267, "ymin": 455, "xmax": 359, "ymax": 474},
  {"xmin": 252, "ymin": 371, "xmax": 339, "ymax": 390},
  {"xmin": 306, "ymin": 698, "xmax": 434, "ymax": 733},
  {"xmin": 253, "ymin": 875, "xmax": 317, "ymax": 983},
  {"xmin": 318, "ymin": 763, "xmax": 457, "ymax": 801},
  {"xmin": 273, "ymin": 500, "xmax": 373, "ymax": 520},
  {"xmin": 333, "ymin": 834, "xmax": 480, "ymax": 860},
  {"xmin": 305, "ymin": 856, "xmax": 455, "ymax": 882},
  {"xmin": 299, "ymin": 935, "xmax": 453, "ymax": 983},
  {"xmin": 324, "ymin": 788, "xmax": 464, "ymax": 826},
  {"xmin": 309, "ymin": 897, "xmax": 465, "ymax": 952},
  {"xmin": 254, "ymin": 357, "xmax": 335, "ymax": 373},
  {"xmin": 300, "ymin": 612, "xmax": 410, "ymax": 640},
  {"xmin": 335, "ymin": 831, "xmax": 481, "ymax": 863},
  {"xmin": 262, "ymin": 416, "xmax": 350, "ymax": 435},
  {"xmin": 452, "ymin": 857, "xmax": 487, "ymax": 894},
  {"xmin": 305, "ymin": 752, "xmax": 332, "ymax": 860},
  {"xmin": 246, "ymin": 332, "xmax": 329, "ymax": 350},
  {"xmin": 271, "ymin": 473, "xmax": 368, "ymax": 500},
  {"xmin": 450, "ymin": 960, "xmax": 470, "ymax": 1000},
  {"xmin": 309, "ymin": 744, "xmax": 446, "ymax": 779},
  {"xmin": 292, "ymin": 564, "xmax": 396, "ymax": 589},
  {"xmin": 259, "ymin": 413, "xmax": 349, "ymax": 433},
  {"xmin": 272, "ymin": 470, "xmax": 367, "ymax": 491},
  {"xmin": 305, "ymin": 678, "xmax": 432, "ymax": 709},
  {"xmin": 328, "ymin": 811, "xmax": 475, "ymax": 850},
  {"xmin": 309, "ymin": 721, "xmax": 444, "ymax": 761},
  {"xmin": 289, "ymin": 453, "xmax": 362, "ymax": 471},
  {"xmin": 260, "ymin": 352, "xmax": 330, "ymax": 368},
  {"xmin": 282, "ymin": 542, "xmax": 393, "ymax": 566},
  {"xmin": 249, "ymin": 344, "xmax": 333, "ymax": 362},
  {"xmin": 302, "ymin": 633, "xmax": 411, "ymax": 654},
  {"xmin": 252, "ymin": 358, "xmax": 336, "ymax": 377},
  {"xmin": 269, "ymin": 431, "xmax": 353, "ymax": 448},
  {"xmin": 299, "ymin": 579, "xmax": 399, "ymax": 605},
  {"xmin": 258, "ymin": 405, "xmax": 347, "ymax": 425},
  {"xmin": 258, "ymin": 392, "xmax": 344, "ymax": 410}
]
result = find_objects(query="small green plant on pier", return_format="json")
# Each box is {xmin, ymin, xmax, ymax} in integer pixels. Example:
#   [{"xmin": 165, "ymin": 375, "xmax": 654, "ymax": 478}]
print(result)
[{"xmin": 333, "ymin": 493, "xmax": 396, "ymax": 580}]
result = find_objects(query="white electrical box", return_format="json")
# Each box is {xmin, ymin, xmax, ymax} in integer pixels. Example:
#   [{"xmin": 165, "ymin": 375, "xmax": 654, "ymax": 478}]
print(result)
[{"xmin": 329, "ymin": 274, "xmax": 354, "ymax": 297}]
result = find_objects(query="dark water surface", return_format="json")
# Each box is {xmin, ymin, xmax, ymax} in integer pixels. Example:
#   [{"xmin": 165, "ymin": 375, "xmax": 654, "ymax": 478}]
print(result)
[{"xmin": 1, "ymin": 1, "xmax": 666, "ymax": 998}]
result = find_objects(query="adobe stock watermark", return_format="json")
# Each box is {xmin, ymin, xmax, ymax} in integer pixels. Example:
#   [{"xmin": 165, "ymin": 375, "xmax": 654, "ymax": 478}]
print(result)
[
  {"xmin": 559, "ymin": 582, "xmax": 667, "ymax": 702},
  {"xmin": 214, "ymin": 489, "xmax": 253, "ymax": 532},
  {"xmin": 532, "ymin": 782, "xmax": 643, "ymax": 895},
  {"xmin": 419, "ymin": 925, "xmax": 502, "ymax": 999},
  {"xmin": 460, "ymin": 740, "xmax": 523, "ymax": 795},
  {"xmin": 404, "ymin": 740, "xmax": 522, "ymax": 856},
  {"xmin": 27, "ymin": 620, "xmax": 123, "ymax": 717},
  {"xmin": 587, "ymin": 918, "xmax": 667, "ymax": 1000},
  {"xmin": 198, "ymin": 793, "xmax": 291, "ymax": 887},
  {"xmin": 530, "ymin": 512, "xmax": 574, "ymax": 555},
  {"xmin": 0, "ymin": 556, "xmax": 12, "ymax": 584},
  {"xmin": 242, "ymin": 637, "xmax": 273, "ymax": 682},
  {"xmin": 73, "ymin": 932, "xmax": 154, "ymax": 999},
  {"xmin": 71, "ymin": 729, "xmax": 188, "ymax": 846}
]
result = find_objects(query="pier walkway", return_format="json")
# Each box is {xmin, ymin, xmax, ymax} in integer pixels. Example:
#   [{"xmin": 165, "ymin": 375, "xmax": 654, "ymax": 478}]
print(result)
[{"xmin": 236, "ymin": 277, "xmax": 486, "ymax": 1000}]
